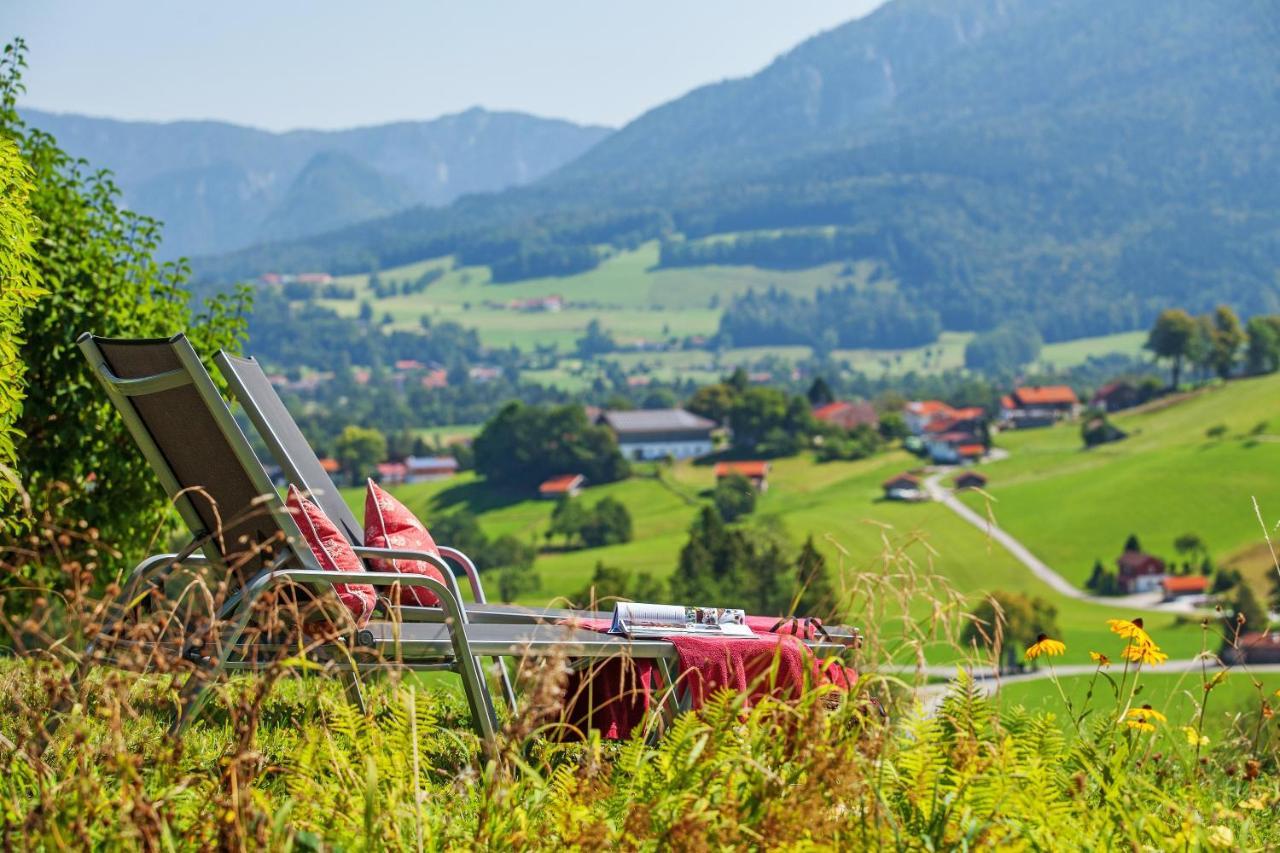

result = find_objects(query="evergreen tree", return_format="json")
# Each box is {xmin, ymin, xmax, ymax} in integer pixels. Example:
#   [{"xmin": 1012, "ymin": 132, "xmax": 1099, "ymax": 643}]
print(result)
[
  {"xmin": 1123, "ymin": 533, "xmax": 1142, "ymax": 553},
  {"xmin": 795, "ymin": 536, "xmax": 837, "ymax": 618},
  {"xmin": 1227, "ymin": 582, "xmax": 1268, "ymax": 633},
  {"xmin": 807, "ymin": 377, "xmax": 834, "ymax": 406}
]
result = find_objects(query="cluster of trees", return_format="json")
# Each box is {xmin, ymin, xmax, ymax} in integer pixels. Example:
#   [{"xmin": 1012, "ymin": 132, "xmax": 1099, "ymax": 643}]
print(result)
[
  {"xmin": 963, "ymin": 322, "xmax": 1043, "ymax": 374},
  {"xmin": 658, "ymin": 228, "xmax": 885, "ymax": 271},
  {"xmin": 368, "ymin": 267, "xmax": 442, "ymax": 298},
  {"xmin": 472, "ymin": 402, "xmax": 630, "ymax": 490},
  {"xmin": 282, "ymin": 280, "xmax": 357, "ymax": 300},
  {"xmin": 571, "ymin": 508, "xmax": 839, "ymax": 618},
  {"xmin": 488, "ymin": 243, "xmax": 599, "ymax": 283},
  {"xmin": 1, "ymin": 41, "xmax": 249, "ymax": 604},
  {"xmin": 718, "ymin": 286, "xmax": 942, "ymax": 351},
  {"xmin": 428, "ymin": 509, "xmax": 540, "ymax": 602},
  {"xmin": 712, "ymin": 473, "xmax": 757, "ymax": 522},
  {"xmin": 546, "ymin": 496, "xmax": 633, "ymax": 549},
  {"xmin": 686, "ymin": 370, "xmax": 814, "ymax": 457},
  {"xmin": 248, "ymin": 287, "xmax": 498, "ymax": 373},
  {"xmin": 575, "ymin": 319, "xmax": 617, "ymax": 358},
  {"xmin": 1144, "ymin": 305, "xmax": 1262, "ymax": 386},
  {"xmin": 668, "ymin": 509, "xmax": 837, "ymax": 616},
  {"xmin": 961, "ymin": 590, "xmax": 1062, "ymax": 672},
  {"xmin": 816, "ymin": 423, "xmax": 886, "ymax": 462}
]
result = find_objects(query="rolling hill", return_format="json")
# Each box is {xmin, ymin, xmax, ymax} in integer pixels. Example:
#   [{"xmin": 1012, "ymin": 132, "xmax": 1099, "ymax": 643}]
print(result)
[
  {"xmin": 20, "ymin": 107, "xmax": 611, "ymax": 258},
  {"xmin": 197, "ymin": 0, "xmax": 1280, "ymax": 347}
]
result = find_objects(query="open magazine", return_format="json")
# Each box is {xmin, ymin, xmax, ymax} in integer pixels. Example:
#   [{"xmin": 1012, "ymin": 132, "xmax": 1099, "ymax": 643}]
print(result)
[{"xmin": 609, "ymin": 602, "xmax": 756, "ymax": 638}]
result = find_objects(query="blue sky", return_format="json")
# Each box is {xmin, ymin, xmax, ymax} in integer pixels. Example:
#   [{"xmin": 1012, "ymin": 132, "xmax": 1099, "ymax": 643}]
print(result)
[{"xmin": 6, "ymin": 1, "xmax": 884, "ymax": 131}]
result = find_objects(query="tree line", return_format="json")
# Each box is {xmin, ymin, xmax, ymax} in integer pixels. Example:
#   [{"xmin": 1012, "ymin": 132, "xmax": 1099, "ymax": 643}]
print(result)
[
  {"xmin": 717, "ymin": 285, "xmax": 942, "ymax": 351},
  {"xmin": 1145, "ymin": 305, "xmax": 1280, "ymax": 386}
]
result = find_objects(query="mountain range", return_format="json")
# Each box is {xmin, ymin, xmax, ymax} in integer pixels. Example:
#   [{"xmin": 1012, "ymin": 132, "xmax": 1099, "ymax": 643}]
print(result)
[
  {"xmin": 20, "ymin": 107, "xmax": 611, "ymax": 257},
  {"xmin": 39, "ymin": 0, "xmax": 1280, "ymax": 343}
]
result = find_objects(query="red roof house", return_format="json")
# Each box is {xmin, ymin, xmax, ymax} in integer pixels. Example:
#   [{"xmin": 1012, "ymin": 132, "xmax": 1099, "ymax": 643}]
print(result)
[
  {"xmin": 882, "ymin": 473, "xmax": 924, "ymax": 501},
  {"xmin": 539, "ymin": 474, "xmax": 586, "ymax": 499},
  {"xmin": 1116, "ymin": 550, "xmax": 1166, "ymax": 594},
  {"xmin": 1160, "ymin": 575, "xmax": 1208, "ymax": 600},
  {"xmin": 813, "ymin": 401, "xmax": 879, "ymax": 431},
  {"xmin": 954, "ymin": 471, "xmax": 988, "ymax": 490},
  {"xmin": 714, "ymin": 460, "xmax": 771, "ymax": 492},
  {"xmin": 1223, "ymin": 632, "xmax": 1280, "ymax": 665}
]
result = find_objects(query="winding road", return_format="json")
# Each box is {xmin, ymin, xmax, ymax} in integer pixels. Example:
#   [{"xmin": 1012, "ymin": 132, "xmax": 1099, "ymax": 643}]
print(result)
[{"xmin": 921, "ymin": 468, "xmax": 1187, "ymax": 614}]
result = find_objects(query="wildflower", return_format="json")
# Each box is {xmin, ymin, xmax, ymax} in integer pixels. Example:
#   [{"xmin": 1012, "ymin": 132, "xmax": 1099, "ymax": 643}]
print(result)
[
  {"xmin": 1182, "ymin": 726, "xmax": 1209, "ymax": 747},
  {"xmin": 1206, "ymin": 825, "xmax": 1234, "ymax": 849},
  {"xmin": 1089, "ymin": 651, "xmax": 1111, "ymax": 667},
  {"xmin": 1121, "ymin": 640, "xmax": 1168, "ymax": 666},
  {"xmin": 1123, "ymin": 705, "xmax": 1166, "ymax": 731},
  {"xmin": 1240, "ymin": 797, "xmax": 1266, "ymax": 811},
  {"xmin": 1025, "ymin": 634, "xmax": 1066, "ymax": 660},
  {"xmin": 1107, "ymin": 617, "xmax": 1151, "ymax": 645}
]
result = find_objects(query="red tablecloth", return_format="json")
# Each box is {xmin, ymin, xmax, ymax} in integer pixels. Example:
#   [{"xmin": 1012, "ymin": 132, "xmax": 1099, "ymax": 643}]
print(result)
[{"xmin": 561, "ymin": 616, "xmax": 857, "ymax": 740}]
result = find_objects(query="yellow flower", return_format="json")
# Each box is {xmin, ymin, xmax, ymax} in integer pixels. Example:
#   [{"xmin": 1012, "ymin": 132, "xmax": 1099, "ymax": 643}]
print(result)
[
  {"xmin": 1123, "ymin": 705, "xmax": 1166, "ymax": 731},
  {"xmin": 1107, "ymin": 618, "xmax": 1152, "ymax": 645},
  {"xmin": 1206, "ymin": 825, "xmax": 1234, "ymax": 849},
  {"xmin": 1089, "ymin": 651, "xmax": 1111, "ymax": 667},
  {"xmin": 1121, "ymin": 640, "xmax": 1168, "ymax": 666},
  {"xmin": 1240, "ymin": 797, "xmax": 1267, "ymax": 811},
  {"xmin": 1026, "ymin": 634, "xmax": 1066, "ymax": 660},
  {"xmin": 1182, "ymin": 726, "xmax": 1209, "ymax": 747}
]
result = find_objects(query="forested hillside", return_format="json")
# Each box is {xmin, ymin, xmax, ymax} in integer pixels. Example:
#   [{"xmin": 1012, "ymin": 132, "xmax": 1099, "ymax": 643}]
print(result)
[
  {"xmin": 197, "ymin": 0, "xmax": 1280, "ymax": 344},
  {"xmin": 21, "ymin": 107, "xmax": 611, "ymax": 257}
]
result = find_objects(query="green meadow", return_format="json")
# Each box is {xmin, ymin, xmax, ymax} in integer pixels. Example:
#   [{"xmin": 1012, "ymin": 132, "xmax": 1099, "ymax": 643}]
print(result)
[
  {"xmin": 315, "ymin": 242, "xmax": 1148, "ymax": 374},
  {"xmin": 960, "ymin": 373, "xmax": 1280, "ymax": 593},
  {"xmin": 997, "ymin": 670, "xmax": 1280, "ymax": 737},
  {"xmin": 347, "ymin": 447, "xmax": 1207, "ymax": 664}
]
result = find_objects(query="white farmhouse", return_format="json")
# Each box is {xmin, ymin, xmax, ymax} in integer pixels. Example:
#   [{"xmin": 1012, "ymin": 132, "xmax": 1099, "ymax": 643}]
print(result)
[{"xmin": 597, "ymin": 409, "xmax": 716, "ymax": 461}]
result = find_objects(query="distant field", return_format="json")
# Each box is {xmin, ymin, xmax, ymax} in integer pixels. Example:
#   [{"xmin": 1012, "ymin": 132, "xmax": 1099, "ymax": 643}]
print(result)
[
  {"xmin": 345, "ymin": 450, "xmax": 1206, "ymax": 663},
  {"xmin": 960, "ymin": 374, "xmax": 1280, "ymax": 596},
  {"xmin": 997, "ymin": 671, "xmax": 1280, "ymax": 737},
  {"xmin": 314, "ymin": 245, "xmax": 1149, "ymax": 374},
  {"xmin": 1038, "ymin": 330, "xmax": 1148, "ymax": 369}
]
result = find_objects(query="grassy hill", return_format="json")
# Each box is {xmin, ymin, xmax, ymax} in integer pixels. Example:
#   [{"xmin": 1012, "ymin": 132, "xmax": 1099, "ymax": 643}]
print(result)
[
  {"xmin": 346, "ymin": 448, "xmax": 1207, "ymax": 664},
  {"xmin": 317, "ymin": 242, "xmax": 1146, "ymax": 380},
  {"xmin": 960, "ymin": 373, "xmax": 1280, "ymax": 600}
]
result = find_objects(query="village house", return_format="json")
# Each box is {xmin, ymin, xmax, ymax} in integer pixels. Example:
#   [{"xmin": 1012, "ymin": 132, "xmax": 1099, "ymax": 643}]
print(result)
[
  {"xmin": 1116, "ymin": 549, "xmax": 1166, "ymax": 594},
  {"xmin": 404, "ymin": 455, "xmax": 459, "ymax": 483},
  {"xmin": 539, "ymin": 473, "xmax": 585, "ymax": 499},
  {"xmin": 882, "ymin": 472, "xmax": 925, "ymax": 502},
  {"xmin": 1222, "ymin": 632, "xmax": 1280, "ymax": 665},
  {"xmin": 904, "ymin": 400, "xmax": 953, "ymax": 435},
  {"xmin": 999, "ymin": 385, "xmax": 1081, "ymax": 428},
  {"xmin": 1090, "ymin": 381, "xmax": 1141, "ymax": 413},
  {"xmin": 926, "ymin": 431, "xmax": 987, "ymax": 465},
  {"xmin": 1160, "ymin": 575, "xmax": 1208, "ymax": 601},
  {"xmin": 596, "ymin": 408, "xmax": 716, "ymax": 461},
  {"xmin": 953, "ymin": 471, "xmax": 988, "ymax": 490},
  {"xmin": 813, "ymin": 400, "xmax": 879, "ymax": 431},
  {"xmin": 714, "ymin": 460, "xmax": 771, "ymax": 493},
  {"xmin": 376, "ymin": 461, "xmax": 408, "ymax": 485}
]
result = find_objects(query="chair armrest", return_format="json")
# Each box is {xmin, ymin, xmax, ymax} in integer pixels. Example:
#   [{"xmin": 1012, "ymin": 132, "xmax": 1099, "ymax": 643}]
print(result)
[
  {"xmin": 350, "ymin": 546, "xmax": 466, "ymax": 605},
  {"xmin": 241, "ymin": 568, "xmax": 469, "ymax": 628},
  {"xmin": 437, "ymin": 546, "xmax": 488, "ymax": 604}
]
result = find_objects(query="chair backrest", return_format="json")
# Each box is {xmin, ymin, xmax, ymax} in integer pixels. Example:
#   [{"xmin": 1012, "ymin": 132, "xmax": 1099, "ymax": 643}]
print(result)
[
  {"xmin": 78, "ymin": 333, "xmax": 318, "ymax": 579},
  {"xmin": 213, "ymin": 351, "xmax": 364, "ymax": 545}
]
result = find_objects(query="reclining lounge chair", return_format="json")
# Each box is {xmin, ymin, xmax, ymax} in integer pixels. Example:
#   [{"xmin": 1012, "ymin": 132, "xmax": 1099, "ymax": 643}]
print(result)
[{"xmin": 70, "ymin": 333, "xmax": 854, "ymax": 747}]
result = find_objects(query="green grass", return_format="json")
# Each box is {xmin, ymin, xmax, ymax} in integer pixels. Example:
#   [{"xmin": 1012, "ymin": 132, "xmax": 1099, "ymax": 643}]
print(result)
[
  {"xmin": 315, "ymin": 245, "xmax": 1152, "ymax": 372},
  {"xmin": 349, "ymin": 449, "xmax": 1206, "ymax": 662},
  {"xmin": 960, "ymin": 374, "xmax": 1280, "ymax": 592},
  {"xmin": 997, "ymin": 670, "xmax": 1280, "ymax": 736},
  {"xmin": 1038, "ymin": 330, "xmax": 1149, "ymax": 369}
]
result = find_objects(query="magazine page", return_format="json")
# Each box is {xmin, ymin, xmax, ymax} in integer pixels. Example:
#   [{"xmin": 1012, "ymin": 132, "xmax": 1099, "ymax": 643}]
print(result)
[{"xmin": 611, "ymin": 602, "xmax": 755, "ymax": 638}]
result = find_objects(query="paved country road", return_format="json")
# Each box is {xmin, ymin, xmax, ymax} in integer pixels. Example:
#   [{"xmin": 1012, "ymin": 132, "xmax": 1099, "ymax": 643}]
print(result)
[{"xmin": 921, "ymin": 469, "xmax": 1185, "ymax": 613}]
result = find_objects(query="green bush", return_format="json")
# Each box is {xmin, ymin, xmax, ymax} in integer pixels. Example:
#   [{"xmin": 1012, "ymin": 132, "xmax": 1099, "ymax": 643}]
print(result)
[{"xmin": 0, "ymin": 41, "xmax": 249, "ymax": 601}]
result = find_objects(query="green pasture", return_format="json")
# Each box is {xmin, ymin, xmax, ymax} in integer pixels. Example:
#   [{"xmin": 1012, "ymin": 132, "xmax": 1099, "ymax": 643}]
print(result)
[
  {"xmin": 346, "ymin": 449, "xmax": 1206, "ymax": 663},
  {"xmin": 996, "ymin": 670, "xmax": 1280, "ymax": 737},
  {"xmin": 960, "ymin": 374, "xmax": 1280, "ymax": 590}
]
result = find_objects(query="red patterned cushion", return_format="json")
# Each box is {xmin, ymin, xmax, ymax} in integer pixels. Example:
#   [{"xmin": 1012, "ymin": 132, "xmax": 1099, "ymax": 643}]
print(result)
[
  {"xmin": 285, "ymin": 485, "xmax": 376, "ymax": 626},
  {"xmin": 363, "ymin": 479, "xmax": 447, "ymax": 607}
]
